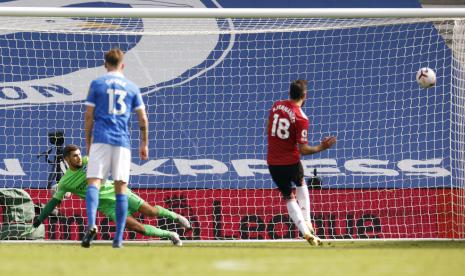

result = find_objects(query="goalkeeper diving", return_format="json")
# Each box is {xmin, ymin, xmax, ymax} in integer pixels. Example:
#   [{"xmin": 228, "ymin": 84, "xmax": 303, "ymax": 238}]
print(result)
[{"xmin": 25, "ymin": 144, "xmax": 192, "ymax": 246}]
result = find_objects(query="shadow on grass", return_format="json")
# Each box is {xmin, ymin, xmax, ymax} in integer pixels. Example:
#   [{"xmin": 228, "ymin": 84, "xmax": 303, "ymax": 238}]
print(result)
[
  {"xmin": 2, "ymin": 240, "xmax": 464, "ymax": 250},
  {"xmin": 171, "ymin": 240, "xmax": 465, "ymax": 250}
]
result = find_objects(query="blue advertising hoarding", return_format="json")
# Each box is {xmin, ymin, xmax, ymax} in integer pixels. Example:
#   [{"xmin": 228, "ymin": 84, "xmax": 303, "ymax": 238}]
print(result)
[{"xmin": 0, "ymin": 0, "xmax": 453, "ymax": 189}]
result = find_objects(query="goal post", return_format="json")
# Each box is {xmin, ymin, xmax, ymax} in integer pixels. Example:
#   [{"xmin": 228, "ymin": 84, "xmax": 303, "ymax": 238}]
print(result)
[
  {"xmin": 452, "ymin": 19, "xmax": 465, "ymax": 239},
  {"xmin": 0, "ymin": 7, "xmax": 464, "ymax": 241},
  {"xmin": 1, "ymin": 7, "xmax": 465, "ymax": 18}
]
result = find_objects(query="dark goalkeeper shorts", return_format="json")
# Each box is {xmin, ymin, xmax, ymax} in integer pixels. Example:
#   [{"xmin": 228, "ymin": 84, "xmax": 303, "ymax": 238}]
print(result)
[{"xmin": 268, "ymin": 162, "xmax": 304, "ymax": 198}]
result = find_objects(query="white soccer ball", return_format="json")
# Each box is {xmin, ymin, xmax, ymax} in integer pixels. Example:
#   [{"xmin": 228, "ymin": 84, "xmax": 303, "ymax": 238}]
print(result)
[{"xmin": 416, "ymin": 67, "xmax": 436, "ymax": 88}]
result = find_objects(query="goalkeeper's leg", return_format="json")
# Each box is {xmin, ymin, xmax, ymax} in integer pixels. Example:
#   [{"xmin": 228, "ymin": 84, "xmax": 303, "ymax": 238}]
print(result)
[
  {"xmin": 126, "ymin": 216, "xmax": 182, "ymax": 246},
  {"xmin": 137, "ymin": 202, "xmax": 192, "ymax": 230}
]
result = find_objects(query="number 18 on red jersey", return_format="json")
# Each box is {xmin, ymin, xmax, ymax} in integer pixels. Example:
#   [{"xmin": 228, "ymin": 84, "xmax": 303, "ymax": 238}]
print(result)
[{"xmin": 267, "ymin": 100, "xmax": 309, "ymax": 165}]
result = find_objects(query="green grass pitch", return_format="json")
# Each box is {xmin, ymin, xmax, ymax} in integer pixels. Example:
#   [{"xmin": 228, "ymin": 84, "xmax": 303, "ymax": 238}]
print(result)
[{"xmin": 1, "ymin": 241, "xmax": 464, "ymax": 276}]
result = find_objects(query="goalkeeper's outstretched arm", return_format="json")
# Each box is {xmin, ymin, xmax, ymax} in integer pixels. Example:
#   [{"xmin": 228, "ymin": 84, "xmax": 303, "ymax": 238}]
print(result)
[{"xmin": 32, "ymin": 198, "xmax": 61, "ymax": 227}]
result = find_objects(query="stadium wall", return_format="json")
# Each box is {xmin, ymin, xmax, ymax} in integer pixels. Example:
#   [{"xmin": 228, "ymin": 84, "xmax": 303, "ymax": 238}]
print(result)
[{"xmin": 17, "ymin": 188, "xmax": 457, "ymax": 240}]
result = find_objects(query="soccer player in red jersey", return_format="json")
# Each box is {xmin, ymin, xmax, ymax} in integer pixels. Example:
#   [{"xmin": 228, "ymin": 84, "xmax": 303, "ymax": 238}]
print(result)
[{"xmin": 267, "ymin": 79, "xmax": 336, "ymax": 246}]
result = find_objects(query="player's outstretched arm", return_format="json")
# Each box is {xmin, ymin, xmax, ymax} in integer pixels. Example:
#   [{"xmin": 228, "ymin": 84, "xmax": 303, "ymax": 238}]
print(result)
[
  {"xmin": 298, "ymin": 136, "xmax": 336, "ymax": 155},
  {"xmin": 32, "ymin": 198, "xmax": 61, "ymax": 228},
  {"xmin": 84, "ymin": 105, "xmax": 95, "ymax": 156},
  {"xmin": 34, "ymin": 198, "xmax": 61, "ymax": 227},
  {"xmin": 20, "ymin": 198, "xmax": 61, "ymax": 238},
  {"xmin": 136, "ymin": 108, "xmax": 149, "ymax": 160}
]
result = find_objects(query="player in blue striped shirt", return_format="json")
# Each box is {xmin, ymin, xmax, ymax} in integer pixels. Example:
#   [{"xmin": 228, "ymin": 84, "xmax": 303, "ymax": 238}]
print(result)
[{"xmin": 83, "ymin": 48, "xmax": 149, "ymax": 248}]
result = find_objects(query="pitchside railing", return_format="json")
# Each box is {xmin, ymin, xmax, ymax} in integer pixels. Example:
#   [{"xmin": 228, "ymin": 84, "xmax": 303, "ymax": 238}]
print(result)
[{"xmin": 0, "ymin": 8, "xmax": 464, "ymax": 241}]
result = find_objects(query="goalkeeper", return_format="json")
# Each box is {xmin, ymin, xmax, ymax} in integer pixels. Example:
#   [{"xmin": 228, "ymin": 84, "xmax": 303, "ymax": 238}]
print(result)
[{"xmin": 26, "ymin": 144, "xmax": 192, "ymax": 246}]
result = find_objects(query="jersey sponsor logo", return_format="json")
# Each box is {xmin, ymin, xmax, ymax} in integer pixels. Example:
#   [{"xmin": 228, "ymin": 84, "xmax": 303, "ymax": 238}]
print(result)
[
  {"xmin": 1, "ymin": 157, "xmax": 450, "ymax": 178},
  {"xmin": 0, "ymin": 0, "xmax": 229, "ymax": 109}
]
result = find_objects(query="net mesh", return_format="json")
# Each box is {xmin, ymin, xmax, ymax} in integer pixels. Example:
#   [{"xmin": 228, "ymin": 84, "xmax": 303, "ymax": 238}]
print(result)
[{"xmin": 0, "ymin": 16, "xmax": 464, "ymax": 240}]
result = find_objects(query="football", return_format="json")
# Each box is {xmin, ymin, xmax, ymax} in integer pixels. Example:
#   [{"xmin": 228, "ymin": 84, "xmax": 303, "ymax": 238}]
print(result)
[{"xmin": 416, "ymin": 67, "xmax": 436, "ymax": 88}]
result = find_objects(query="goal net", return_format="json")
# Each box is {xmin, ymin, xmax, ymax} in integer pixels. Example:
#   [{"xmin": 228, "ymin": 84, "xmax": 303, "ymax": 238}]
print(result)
[{"xmin": 0, "ymin": 10, "xmax": 464, "ymax": 241}]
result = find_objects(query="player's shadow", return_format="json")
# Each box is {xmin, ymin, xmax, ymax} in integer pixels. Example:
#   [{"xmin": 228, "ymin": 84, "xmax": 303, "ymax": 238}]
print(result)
[{"xmin": 172, "ymin": 240, "xmax": 465, "ymax": 250}]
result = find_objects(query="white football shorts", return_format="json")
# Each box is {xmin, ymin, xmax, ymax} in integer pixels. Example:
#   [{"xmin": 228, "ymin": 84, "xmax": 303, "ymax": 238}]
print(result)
[{"xmin": 86, "ymin": 143, "xmax": 131, "ymax": 182}]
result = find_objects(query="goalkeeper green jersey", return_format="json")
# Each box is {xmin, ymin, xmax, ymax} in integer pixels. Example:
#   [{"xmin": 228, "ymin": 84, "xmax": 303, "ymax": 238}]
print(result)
[{"xmin": 53, "ymin": 156, "xmax": 120, "ymax": 202}]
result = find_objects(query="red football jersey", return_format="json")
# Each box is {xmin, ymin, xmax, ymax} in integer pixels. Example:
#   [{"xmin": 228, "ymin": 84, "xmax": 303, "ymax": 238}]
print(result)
[{"xmin": 267, "ymin": 100, "xmax": 309, "ymax": 165}]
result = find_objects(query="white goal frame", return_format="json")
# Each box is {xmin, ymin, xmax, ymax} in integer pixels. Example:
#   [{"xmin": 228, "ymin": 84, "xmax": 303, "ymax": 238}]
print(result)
[
  {"xmin": 0, "ymin": 7, "xmax": 464, "ymax": 19},
  {"xmin": 0, "ymin": 7, "xmax": 464, "ymax": 243}
]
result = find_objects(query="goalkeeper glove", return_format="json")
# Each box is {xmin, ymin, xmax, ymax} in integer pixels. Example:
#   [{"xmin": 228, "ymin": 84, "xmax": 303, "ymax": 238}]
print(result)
[
  {"xmin": 20, "ymin": 217, "xmax": 41, "ymax": 238},
  {"xmin": 19, "ymin": 225, "xmax": 37, "ymax": 238}
]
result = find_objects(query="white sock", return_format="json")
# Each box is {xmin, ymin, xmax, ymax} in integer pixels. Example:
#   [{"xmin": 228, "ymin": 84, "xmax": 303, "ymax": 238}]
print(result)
[
  {"xmin": 286, "ymin": 200, "xmax": 310, "ymax": 236},
  {"xmin": 296, "ymin": 185, "xmax": 310, "ymax": 222}
]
